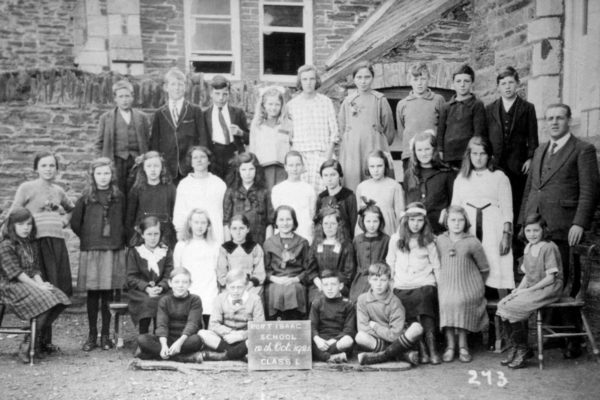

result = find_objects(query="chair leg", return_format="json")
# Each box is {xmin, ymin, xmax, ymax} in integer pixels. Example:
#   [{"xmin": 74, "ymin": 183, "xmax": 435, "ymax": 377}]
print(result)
[
  {"xmin": 537, "ymin": 310, "xmax": 543, "ymax": 370},
  {"xmin": 29, "ymin": 318, "xmax": 37, "ymax": 367},
  {"xmin": 580, "ymin": 311, "xmax": 600, "ymax": 362}
]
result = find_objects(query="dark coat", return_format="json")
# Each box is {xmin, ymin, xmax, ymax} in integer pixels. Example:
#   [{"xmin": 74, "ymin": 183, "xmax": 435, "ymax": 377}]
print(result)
[
  {"xmin": 519, "ymin": 135, "xmax": 600, "ymax": 240},
  {"xmin": 71, "ymin": 190, "xmax": 126, "ymax": 250},
  {"xmin": 403, "ymin": 166, "xmax": 456, "ymax": 234},
  {"xmin": 438, "ymin": 94, "xmax": 487, "ymax": 162},
  {"xmin": 204, "ymin": 104, "xmax": 249, "ymax": 152},
  {"xmin": 96, "ymin": 108, "xmax": 150, "ymax": 159},
  {"xmin": 486, "ymin": 96, "xmax": 538, "ymax": 175},
  {"xmin": 126, "ymin": 246, "xmax": 173, "ymax": 324},
  {"xmin": 148, "ymin": 101, "xmax": 207, "ymax": 179}
]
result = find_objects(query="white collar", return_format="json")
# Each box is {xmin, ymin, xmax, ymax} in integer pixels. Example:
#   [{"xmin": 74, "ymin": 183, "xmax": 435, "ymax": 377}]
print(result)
[
  {"xmin": 169, "ymin": 98, "xmax": 184, "ymax": 110},
  {"xmin": 549, "ymin": 132, "xmax": 571, "ymax": 153},
  {"xmin": 501, "ymin": 97, "xmax": 517, "ymax": 111}
]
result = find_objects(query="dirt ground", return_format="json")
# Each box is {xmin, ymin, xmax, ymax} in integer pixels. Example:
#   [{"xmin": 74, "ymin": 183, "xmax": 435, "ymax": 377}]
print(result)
[{"xmin": 1, "ymin": 302, "xmax": 599, "ymax": 400}]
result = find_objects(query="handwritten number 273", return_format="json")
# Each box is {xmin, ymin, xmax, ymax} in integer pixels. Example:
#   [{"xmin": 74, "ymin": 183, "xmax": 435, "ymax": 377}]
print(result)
[{"xmin": 468, "ymin": 370, "xmax": 508, "ymax": 387}]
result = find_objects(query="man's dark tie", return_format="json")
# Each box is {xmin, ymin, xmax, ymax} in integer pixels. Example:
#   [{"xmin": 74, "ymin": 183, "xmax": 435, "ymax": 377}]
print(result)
[
  {"xmin": 218, "ymin": 107, "xmax": 231, "ymax": 145},
  {"xmin": 466, "ymin": 203, "xmax": 491, "ymax": 241},
  {"xmin": 548, "ymin": 142, "xmax": 557, "ymax": 158}
]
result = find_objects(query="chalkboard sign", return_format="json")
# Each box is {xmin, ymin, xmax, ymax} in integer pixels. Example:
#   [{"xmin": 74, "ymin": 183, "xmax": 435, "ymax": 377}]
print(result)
[{"xmin": 247, "ymin": 320, "xmax": 312, "ymax": 370}]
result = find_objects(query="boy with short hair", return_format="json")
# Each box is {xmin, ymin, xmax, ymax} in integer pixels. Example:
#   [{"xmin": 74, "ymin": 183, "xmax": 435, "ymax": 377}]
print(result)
[
  {"xmin": 355, "ymin": 262, "xmax": 423, "ymax": 365},
  {"xmin": 149, "ymin": 68, "xmax": 207, "ymax": 182},
  {"xmin": 96, "ymin": 80, "xmax": 150, "ymax": 196},
  {"xmin": 395, "ymin": 63, "xmax": 446, "ymax": 171},
  {"xmin": 197, "ymin": 269, "xmax": 264, "ymax": 361},
  {"xmin": 204, "ymin": 75, "xmax": 249, "ymax": 180},
  {"xmin": 309, "ymin": 269, "xmax": 356, "ymax": 363},
  {"xmin": 438, "ymin": 64, "xmax": 487, "ymax": 168}
]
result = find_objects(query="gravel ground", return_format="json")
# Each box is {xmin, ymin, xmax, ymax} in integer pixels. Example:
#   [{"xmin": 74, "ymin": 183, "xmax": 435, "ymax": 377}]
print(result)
[{"xmin": 0, "ymin": 304, "xmax": 599, "ymax": 400}]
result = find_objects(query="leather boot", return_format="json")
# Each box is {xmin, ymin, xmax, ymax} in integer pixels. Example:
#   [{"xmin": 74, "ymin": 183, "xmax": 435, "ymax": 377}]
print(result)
[
  {"xmin": 358, "ymin": 330, "xmax": 420, "ymax": 365},
  {"xmin": 426, "ymin": 332, "xmax": 441, "ymax": 365},
  {"xmin": 507, "ymin": 322, "xmax": 528, "ymax": 369},
  {"xmin": 418, "ymin": 339, "xmax": 430, "ymax": 364},
  {"xmin": 500, "ymin": 320, "xmax": 516, "ymax": 366},
  {"xmin": 171, "ymin": 351, "xmax": 204, "ymax": 363}
]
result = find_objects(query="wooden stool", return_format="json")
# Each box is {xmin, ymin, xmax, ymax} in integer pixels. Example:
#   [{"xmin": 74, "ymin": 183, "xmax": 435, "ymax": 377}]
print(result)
[
  {"xmin": 0, "ymin": 304, "xmax": 36, "ymax": 365},
  {"xmin": 109, "ymin": 302, "xmax": 129, "ymax": 349}
]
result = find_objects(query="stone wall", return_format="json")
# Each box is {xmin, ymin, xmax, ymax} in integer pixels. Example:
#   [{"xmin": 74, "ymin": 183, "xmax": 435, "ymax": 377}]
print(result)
[
  {"xmin": 0, "ymin": 0, "xmax": 77, "ymax": 71},
  {"xmin": 469, "ymin": 0, "xmax": 535, "ymax": 104}
]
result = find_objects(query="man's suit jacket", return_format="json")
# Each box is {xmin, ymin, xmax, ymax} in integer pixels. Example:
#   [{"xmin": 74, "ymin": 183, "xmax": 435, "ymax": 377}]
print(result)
[
  {"xmin": 486, "ymin": 96, "xmax": 538, "ymax": 176},
  {"xmin": 204, "ymin": 104, "xmax": 249, "ymax": 153},
  {"xmin": 519, "ymin": 135, "xmax": 600, "ymax": 240},
  {"xmin": 148, "ymin": 100, "xmax": 207, "ymax": 179},
  {"xmin": 96, "ymin": 108, "xmax": 150, "ymax": 159}
]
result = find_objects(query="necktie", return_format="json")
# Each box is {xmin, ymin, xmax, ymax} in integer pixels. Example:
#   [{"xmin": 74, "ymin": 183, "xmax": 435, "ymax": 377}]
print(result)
[
  {"xmin": 218, "ymin": 107, "xmax": 231, "ymax": 145},
  {"xmin": 171, "ymin": 106, "xmax": 179, "ymax": 124},
  {"xmin": 466, "ymin": 203, "xmax": 491, "ymax": 241},
  {"xmin": 549, "ymin": 142, "xmax": 558, "ymax": 158}
]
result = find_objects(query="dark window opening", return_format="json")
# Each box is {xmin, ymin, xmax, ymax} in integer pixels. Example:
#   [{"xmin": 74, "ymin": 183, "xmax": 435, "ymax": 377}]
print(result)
[
  {"xmin": 263, "ymin": 32, "xmax": 305, "ymax": 75},
  {"xmin": 191, "ymin": 61, "xmax": 233, "ymax": 74}
]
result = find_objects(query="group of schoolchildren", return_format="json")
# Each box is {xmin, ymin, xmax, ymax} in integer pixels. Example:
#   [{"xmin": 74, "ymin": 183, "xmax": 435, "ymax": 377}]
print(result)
[{"xmin": 0, "ymin": 61, "xmax": 565, "ymax": 372}]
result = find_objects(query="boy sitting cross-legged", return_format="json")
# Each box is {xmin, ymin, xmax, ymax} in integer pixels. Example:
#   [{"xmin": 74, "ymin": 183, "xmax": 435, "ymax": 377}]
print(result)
[
  {"xmin": 355, "ymin": 262, "xmax": 423, "ymax": 366},
  {"xmin": 198, "ymin": 269, "xmax": 265, "ymax": 361},
  {"xmin": 309, "ymin": 269, "xmax": 356, "ymax": 363}
]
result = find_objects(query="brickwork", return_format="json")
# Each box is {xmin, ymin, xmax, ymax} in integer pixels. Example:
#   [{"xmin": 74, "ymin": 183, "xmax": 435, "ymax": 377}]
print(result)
[
  {"xmin": 0, "ymin": 0, "xmax": 77, "ymax": 71},
  {"xmin": 139, "ymin": 0, "xmax": 186, "ymax": 74},
  {"xmin": 470, "ymin": 0, "xmax": 535, "ymax": 103}
]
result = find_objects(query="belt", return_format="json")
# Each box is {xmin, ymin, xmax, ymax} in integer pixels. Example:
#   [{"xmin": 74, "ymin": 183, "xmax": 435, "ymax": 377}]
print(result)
[
  {"xmin": 212, "ymin": 142, "xmax": 236, "ymax": 149},
  {"xmin": 466, "ymin": 202, "xmax": 491, "ymax": 241}
]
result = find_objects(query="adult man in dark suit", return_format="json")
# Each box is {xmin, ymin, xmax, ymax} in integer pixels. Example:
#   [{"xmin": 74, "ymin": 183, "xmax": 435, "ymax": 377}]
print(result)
[
  {"xmin": 149, "ymin": 68, "xmax": 207, "ymax": 183},
  {"xmin": 204, "ymin": 75, "xmax": 249, "ymax": 180},
  {"xmin": 520, "ymin": 103, "xmax": 599, "ymax": 358},
  {"xmin": 96, "ymin": 80, "xmax": 150, "ymax": 196}
]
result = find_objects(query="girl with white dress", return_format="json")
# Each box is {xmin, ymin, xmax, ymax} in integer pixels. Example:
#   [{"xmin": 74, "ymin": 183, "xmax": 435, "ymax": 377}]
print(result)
[
  {"xmin": 173, "ymin": 209, "xmax": 220, "ymax": 327},
  {"xmin": 451, "ymin": 136, "xmax": 514, "ymax": 292},
  {"xmin": 173, "ymin": 146, "xmax": 226, "ymax": 244},
  {"xmin": 271, "ymin": 151, "xmax": 316, "ymax": 244}
]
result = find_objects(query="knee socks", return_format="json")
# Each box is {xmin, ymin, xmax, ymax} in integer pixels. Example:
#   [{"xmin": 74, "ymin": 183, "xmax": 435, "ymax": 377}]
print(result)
[
  {"xmin": 419, "ymin": 315, "xmax": 435, "ymax": 334},
  {"xmin": 87, "ymin": 290, "xmax": 113, "ymax": 336}
]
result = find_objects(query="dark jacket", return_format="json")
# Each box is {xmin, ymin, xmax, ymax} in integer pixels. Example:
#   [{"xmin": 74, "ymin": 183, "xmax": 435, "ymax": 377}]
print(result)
[
  {"xmin": 486, "ymin": 96, "xmax": 538, "ymax": 175},
  {"xmin": 204, "ymin": 104, "xmax": 249, "ymax": 153},
  {"xmin": 71, "ymin": 190, "xmax": 126, "ymax": 250},
  {"xmin": 96, "ymin": 108, "xmax": 150, "ymax": 159},
  {"xmin": 438, "ymin": 94, "xmax": 487, "ymax": 161},
  {"xmin": 520, "ymin": 135, "xmax": 600, "ymax": 240},
  {"xmin": 149, "ymin": 101, "xmax": 207, "ymax": 178},
  {"xmin": 403, "ymin": 166, "xmax": 456, "ymax": 234}
]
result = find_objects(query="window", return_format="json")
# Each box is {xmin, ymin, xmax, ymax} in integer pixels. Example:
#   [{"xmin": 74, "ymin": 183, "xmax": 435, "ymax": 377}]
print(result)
[
  {"xmin": 184, "ymin": 0, "xmax": 241, "ymax": 78},
  {"xmin": 260, "ymin": 0, "xmax": 313, "ymax": 81}
]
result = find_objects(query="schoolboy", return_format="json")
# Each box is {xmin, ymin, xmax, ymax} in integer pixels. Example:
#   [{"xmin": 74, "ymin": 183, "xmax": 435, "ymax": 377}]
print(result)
[
  {"xmin": 136, "ymin": 267, "xmax": 204, "ymax": 363},
  {"xmin": 204, "ymin": 75, "xmax": 250, "ymax": 180},
  {"xmin": 197, "ymin": 269, "xmax": 264, "ymax": 361},
  {"xmin": 355, "ymin": 262, "xmax": 423, "ymax": 365},
  {"xmin": 438, "ymin": 64, "xmax": 487, "ymax": 168},
  {"xmin": 395, "ymin": 63, "xmax": 446, "ymax": 171},
  {"xmin": 96, "ymin": 80, "xmax": 149, "ymax": 196},
  {"xmin": 486, "ymin": 66, "xmax": 538, "ymax": 224},
  {"xmin": 309, "ymin": 269, "xmax": 356, "ymax": 363},
  {"xmin": 149, "ymin": 68, "xmax": 207, "ymax": 182}
]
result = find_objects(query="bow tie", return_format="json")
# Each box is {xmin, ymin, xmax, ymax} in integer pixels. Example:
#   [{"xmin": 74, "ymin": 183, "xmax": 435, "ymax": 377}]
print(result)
[{"xmin": 232, "ymin": 299, "xmax": 243, "ymax": 306}]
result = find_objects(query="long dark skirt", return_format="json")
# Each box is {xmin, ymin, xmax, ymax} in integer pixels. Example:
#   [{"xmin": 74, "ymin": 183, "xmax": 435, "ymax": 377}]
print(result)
[
  {"xmin": 394, "ymin": 285, "xmax": 437, "ymax": 320},
  {"xmin": 39, "ymin": 237, "xmax": 73, "ymax": 296}
]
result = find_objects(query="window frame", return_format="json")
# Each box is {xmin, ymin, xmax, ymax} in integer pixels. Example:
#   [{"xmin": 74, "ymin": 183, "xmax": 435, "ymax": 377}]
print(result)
[
  {"xmin": 259, "ymin": 0, "xmax": 313, "ymax": 83},
  {"xmin": 184, "ymin": 0, "xmax": 241, "ymax": 79}
]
